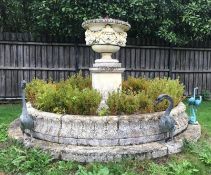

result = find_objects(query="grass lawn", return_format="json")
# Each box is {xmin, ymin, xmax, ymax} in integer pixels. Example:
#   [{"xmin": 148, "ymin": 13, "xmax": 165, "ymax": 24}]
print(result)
[{"xmin": 0, "ymin": 101, "xmax": 210, "ymax": 175}]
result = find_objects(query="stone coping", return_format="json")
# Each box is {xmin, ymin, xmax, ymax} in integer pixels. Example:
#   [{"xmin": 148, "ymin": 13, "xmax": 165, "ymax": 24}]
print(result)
[
  {"xmin": 27, "ymin": 102, "xmax": 186, "ymax": 121},
  {"xmin": 8, "ymin": 119, "xmax": 201, "ymax": 163},
  {"xmin": 24, "ymin": 102, "xmax": 188, "ymax": 146},
  {"xmin": 82, "ymin": 18, "xmax": 131, "ymax": 31}
]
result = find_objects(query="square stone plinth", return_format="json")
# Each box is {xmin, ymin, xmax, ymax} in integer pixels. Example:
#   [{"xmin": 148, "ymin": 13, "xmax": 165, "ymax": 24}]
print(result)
[{"xmin": 90, "ymin": 67, "xmax": 125, "ymax": 98}]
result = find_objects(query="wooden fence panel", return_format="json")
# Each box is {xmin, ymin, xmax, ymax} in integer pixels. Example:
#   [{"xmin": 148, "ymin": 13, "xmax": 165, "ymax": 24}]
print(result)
[{"xmin": 0, "ymin": 34, "xmax": 211, "ymax": 99}]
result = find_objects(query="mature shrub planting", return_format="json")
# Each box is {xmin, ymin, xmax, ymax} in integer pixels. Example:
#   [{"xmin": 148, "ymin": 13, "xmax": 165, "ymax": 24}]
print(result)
[
  {"xmin": 26, "ymin": 75, "xmax": 184, "ymax": 115},
  {"xmin": 26, "ymin": 74, "xmax": 101, "ymax": 115},
  {"xmin": 0, "ymin": 0, "xmax": 210, "ymax": 44},
  {"xmin": 107, "ymin": 77, "xmax": 184, "ymax": 115}
]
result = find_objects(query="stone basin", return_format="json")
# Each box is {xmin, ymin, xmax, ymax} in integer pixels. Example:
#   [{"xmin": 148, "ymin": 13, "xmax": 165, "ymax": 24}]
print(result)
[{"xmin": 26, "ymin": 102, "xmax": 188, "ymax": 146}]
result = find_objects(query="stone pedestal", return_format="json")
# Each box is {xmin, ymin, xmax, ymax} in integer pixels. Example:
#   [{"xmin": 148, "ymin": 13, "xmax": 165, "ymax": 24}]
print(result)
[
  {"xmin": 82, "ymin": 18, "xmax": 130, "ymax": 106},
  {"xmin": 90, "ymin": 59, "xmax": 124, "ymax": 101}
]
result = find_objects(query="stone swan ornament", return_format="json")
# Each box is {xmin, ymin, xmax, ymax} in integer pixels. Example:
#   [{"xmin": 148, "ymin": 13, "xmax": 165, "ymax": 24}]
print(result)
[
  {"xmin": 155, "ymin": 94, "xmax": 176, "ymax": 142},
  {"xmin": 20, "ymin": 80, "xmax": 34, "ymax": 141}
]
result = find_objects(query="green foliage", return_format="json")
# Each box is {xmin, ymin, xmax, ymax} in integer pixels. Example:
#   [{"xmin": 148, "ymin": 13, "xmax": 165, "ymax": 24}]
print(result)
[
  {"xmin": 26, "ymin": 79, "xmax": 47, "ymax": 106},
  {"xmin": 107, "ymin": 91, "xmax": 139, "ymax": 115},
  {"xmin": 168, "ymin": 161, "xmax": 199, "ymax": 175},
  {"xmin": 76, "ymin": 163, "xmax": 136, "ymax": 175},
  {"xmin": 46, "ymin": 161, "xmax": 77, "ymax": 175},
  {"xmin": 157, "ymin": 0, "xmax": 211, "ymax": 45},
  {"xmin": 202, "ymin": 90, "xmax": 211, "ymax": 101},
  {"xmin": 2, "ymin": 102, "xmax": 211, "ymax": 175},
  {"xmin": 184, "ymin": 141, "xmax": 211, "ymax": 166},
  {"xmin": 199, "ymin": 151, "xmax": 211, "ymax": 166},
  {"xmin": 65, "ymin": 72, "xmax": 92, "ymax": 90},
  {"xmin": 35, "ymin": 82, "xmax": 59, "ymax": 113},
  {"xmin": 146, "ymin": 77, "xmax": 185, "ymax": 111},
  {"xmin": 26, "ymin": 74, "xmax": 101, "ymax": 115},
  {"xmin": 122, "ymin": 77, "xmax": 148, "ymax": 93},
  {"xmin": 0, "ymin": 0, "xmax": 211, "ymax": 44},
  {"xmin": 148, "ymin": 160, "xmax": 198, "ymax": 175},
  {"xmin": 136, "ymin": 92, "xmax": 154, "ymax": 113},
  {"xmin": 0, "ymin": 124, "xmax": 8, "ymax": 142},
  {"xmin": 0, "ymin": 143, "xmax": 52, "ymax": 174},
  {"xmin": 0, "ymin": 0, "xmax": 33, "ymax": 32},
  {"xmin": 108, "ymin": 77, "xmax": 184, "ymax": 115},
  {"xmin": 148, "ymin": 162, "xmax": 168, "ymax": 175},
  {"xmin": 76, "ymin": 165, "xmax": 110, "ymax": 175},
  {"xmin": 98, "ymin": 107, "xmax": 109, "ymax": 116}
]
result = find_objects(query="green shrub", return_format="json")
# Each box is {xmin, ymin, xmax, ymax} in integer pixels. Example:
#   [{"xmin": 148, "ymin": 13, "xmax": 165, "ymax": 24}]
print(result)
[
  {"xmin": 26, "ymin": 75, "xmax": 101, "ymax": 115},
  {"xmin": 25, "ymin": 79, "xmax": 46, "ymax": 106},
  {"xmin": 146, "ymin": 77, "xmax": 185, "ymax": 111},
  {"xmin": 35, "ymin": 82, "xmax": 60, "ymax": 113},
  {"xmin": 136, "ymin": 92, "xmax": 154, "ymax": 113},
  {"xmin": 202, "ymin": 90, "xmax": 211, "ymax": 101},
  {"xmin": 65, "ymin": 73, "xmax": 92, "ymax": 90},
  {"xmin": 122, "ymin": 77, "xmax": 149, "ymax": 93},
  {"xmin": 107, "ymin": 91, "xmax": 139, "ymax": 115},
  {"xmin": 64, "ymin": 87, "xmax": 101, "ymax": 115},
  {"xmin": 26, "ymin": 76, "xmax": 184, "ymax": 115},
  {"xmin": 108, "ymin": 77, "xmax": 184, "ymax": 115}
]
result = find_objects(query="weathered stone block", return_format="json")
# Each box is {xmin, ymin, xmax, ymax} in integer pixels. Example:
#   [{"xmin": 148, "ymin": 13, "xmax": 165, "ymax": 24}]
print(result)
[
  {"xmin": 25, "ymin": 102, "xmax": 190, "ymax": 146},
  {"xmin": 8, "ymin": 118, "xmax": 201, "ymax": 162}
]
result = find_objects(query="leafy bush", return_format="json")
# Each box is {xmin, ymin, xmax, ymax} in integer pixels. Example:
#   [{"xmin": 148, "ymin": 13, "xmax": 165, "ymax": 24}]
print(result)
[
  {"xmin": 26, "ymin": 74, "xmax": 101, "ymax": 115},
  {"xmin": 202, "ymin": 90, "xmax": 211, "ymax": 101},
  {"xmin": 107, "ymin": 91, "xmax": 139, "ymax": 115},
  {"xmin": 27, "ymin": 76, "xmax": 184, "ymax": 115},
  {"xmin": 25, "ymin": 79, "xmax": 47, "ymax": 106},
  {"xmin": 146, "ymin": 77, "xmax": 185, "ymax": 111},
  {"xmin": 122, "ymin": 77, "xmax": 149, "ymax": 93},
  {"xmin": 1, "ymin": 0, "xmax": 211, "ymax": 44},
  {"xmin": 108, "ymin": 77, "xmax": 184, "ymax": 115},
  {"xmin": 64, "ymin": 73, "xmax": 92, "ymax": 90}
]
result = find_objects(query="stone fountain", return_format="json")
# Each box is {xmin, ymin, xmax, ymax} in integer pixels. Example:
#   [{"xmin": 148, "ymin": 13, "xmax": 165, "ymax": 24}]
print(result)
[{"xmin": 8, "ymin": 18, "xmax": 201, "ymax": 163}]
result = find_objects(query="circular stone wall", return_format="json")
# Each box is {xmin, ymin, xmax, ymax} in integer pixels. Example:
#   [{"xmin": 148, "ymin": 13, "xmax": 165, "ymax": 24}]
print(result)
[{"xmin": 27, "ymin": 102, "xmax": 188, "ymax": 146}]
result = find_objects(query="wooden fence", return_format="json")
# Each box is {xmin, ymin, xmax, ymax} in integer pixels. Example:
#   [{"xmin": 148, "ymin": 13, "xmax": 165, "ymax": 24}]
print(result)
[{"xmin": 0, "ymin": 33, "xmax": 211, "ymax": 99}]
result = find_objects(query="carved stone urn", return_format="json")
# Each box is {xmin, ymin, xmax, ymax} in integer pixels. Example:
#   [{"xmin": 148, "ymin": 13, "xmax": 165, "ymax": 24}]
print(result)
[
  {"xmin": 82, "ymin": 18, "xmax": 130, "ymax": 64},
  {"xmin": 82, "ymin": 18, "xmax": 130, "ymax": 104}
]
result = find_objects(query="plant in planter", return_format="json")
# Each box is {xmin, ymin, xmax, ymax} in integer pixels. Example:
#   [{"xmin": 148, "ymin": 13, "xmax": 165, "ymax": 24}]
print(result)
[
  {"xmin": 26, "ymin": 75, "xmax": 184, "ymax": 116},
  {"xmin": 26, "ymin": 74, "xmax": 101, "ymax": 115}
]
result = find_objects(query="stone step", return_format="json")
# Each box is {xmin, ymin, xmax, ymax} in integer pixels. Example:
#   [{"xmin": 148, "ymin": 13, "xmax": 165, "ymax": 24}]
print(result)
[{"xmin": 8, "ymin": 119, "xmax": 201, "ymax": 163}]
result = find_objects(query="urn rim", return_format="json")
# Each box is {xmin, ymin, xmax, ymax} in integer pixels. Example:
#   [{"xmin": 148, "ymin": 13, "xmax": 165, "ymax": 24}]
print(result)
[{"xmin": 82, "ymin": 18, "xmax": 131, "ymax": 31}]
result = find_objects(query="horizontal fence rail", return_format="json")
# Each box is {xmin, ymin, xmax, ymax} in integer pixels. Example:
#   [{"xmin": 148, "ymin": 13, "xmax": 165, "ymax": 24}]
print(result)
[{"xmin": 0, "ymin": 33, "xmax": 211, "ymax": 99}]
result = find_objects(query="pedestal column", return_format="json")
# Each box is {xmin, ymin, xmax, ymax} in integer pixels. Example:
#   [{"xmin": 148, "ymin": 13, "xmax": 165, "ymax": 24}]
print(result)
[
  {"xmin": 90, "ymin": 59, "xmax": 124, "ymax": 101},
  {"xmin": 82, "ymin": 18, "xmax": 130, "ymax": 107}
]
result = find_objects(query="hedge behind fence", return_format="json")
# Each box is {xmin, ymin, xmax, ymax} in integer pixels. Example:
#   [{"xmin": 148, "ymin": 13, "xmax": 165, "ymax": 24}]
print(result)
[{"xmin": 0, "ymin": 0, "xmax": 211, "ymax": 45}]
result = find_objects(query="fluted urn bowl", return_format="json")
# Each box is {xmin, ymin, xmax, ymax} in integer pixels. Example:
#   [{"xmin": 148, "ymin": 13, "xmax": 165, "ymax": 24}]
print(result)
[{"xmin": 82, "ymin": 18, "xmax": 131, "ymax": 60}]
